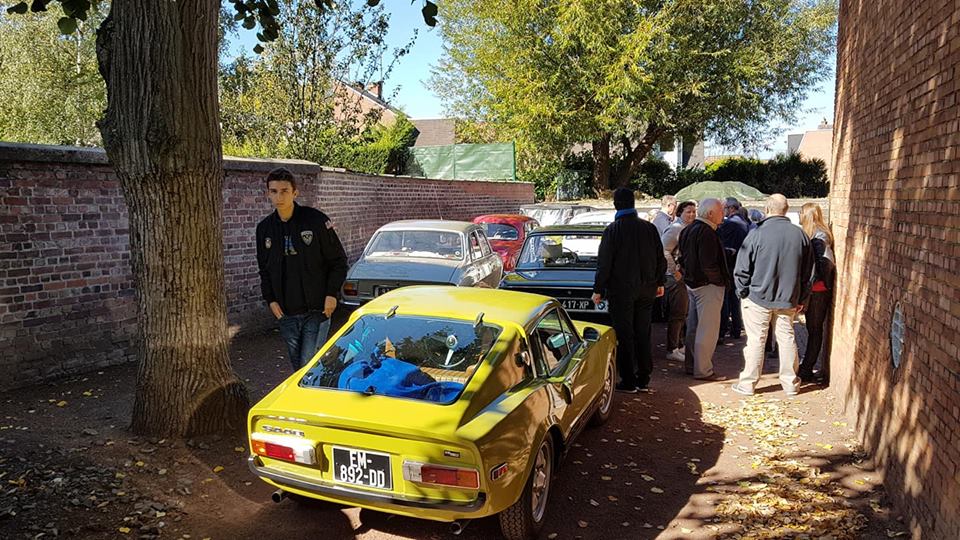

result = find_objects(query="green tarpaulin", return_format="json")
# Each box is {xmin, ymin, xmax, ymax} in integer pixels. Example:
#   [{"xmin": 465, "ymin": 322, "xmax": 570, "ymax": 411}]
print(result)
[
  {"xmin": 675, "ymin": 181, "xmax": 766, "ymax": 201},
  {"xmin": 405, "ymin": 142, "xmax": 516, "ymax": 180}
]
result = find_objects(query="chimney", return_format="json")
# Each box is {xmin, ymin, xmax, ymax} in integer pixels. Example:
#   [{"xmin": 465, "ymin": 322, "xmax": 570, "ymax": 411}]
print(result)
[{"xmin": 366, "ymin": 81, "xmax": 383, "ymax": 100}]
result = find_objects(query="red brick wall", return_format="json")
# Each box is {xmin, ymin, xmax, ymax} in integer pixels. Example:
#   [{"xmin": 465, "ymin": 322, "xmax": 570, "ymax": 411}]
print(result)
[
  {"xmin": 831, "ymin": 1, "xmax": 960, "ymax": 538},
  {"xmin": 0, "ymin": 143, "xmax": 533, "ymax": 390}
]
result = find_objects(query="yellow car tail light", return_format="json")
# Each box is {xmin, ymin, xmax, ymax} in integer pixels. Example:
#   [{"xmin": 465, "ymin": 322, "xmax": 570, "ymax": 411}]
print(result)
[
  {"xmin": 402, "ymin": 461, "xmax": 479, "ymax": 489},
  {"xmin": 251, "ymin": 433, "xmax": 317, "ymax": 465}
]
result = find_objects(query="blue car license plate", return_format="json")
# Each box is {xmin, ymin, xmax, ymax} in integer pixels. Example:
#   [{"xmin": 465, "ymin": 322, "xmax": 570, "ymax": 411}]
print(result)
[{"xmin": 332, "ymin": 446, "xmax": 392, "ymax": 490}]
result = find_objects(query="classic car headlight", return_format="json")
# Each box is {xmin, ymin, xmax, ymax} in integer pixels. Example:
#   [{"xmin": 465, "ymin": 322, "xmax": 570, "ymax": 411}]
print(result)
[{"xmin": 342, "ymin": 280, "xmax": 359, "ymax": 297}]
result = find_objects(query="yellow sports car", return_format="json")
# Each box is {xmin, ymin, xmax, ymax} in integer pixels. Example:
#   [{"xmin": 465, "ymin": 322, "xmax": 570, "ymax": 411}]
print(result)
[{"xmin": 247, "ymin": 286, "xmax": 616, "ymax": 539}]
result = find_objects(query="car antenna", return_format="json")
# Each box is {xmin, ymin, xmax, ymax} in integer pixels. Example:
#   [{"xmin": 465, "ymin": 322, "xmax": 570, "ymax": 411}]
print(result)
[
  {"xmin": 385, "ymin": 305, "xmax": 399, "ymax": 319},
  {"xmin": 474, "ymin": 312, "xmax": 484, "ymax": 328}
]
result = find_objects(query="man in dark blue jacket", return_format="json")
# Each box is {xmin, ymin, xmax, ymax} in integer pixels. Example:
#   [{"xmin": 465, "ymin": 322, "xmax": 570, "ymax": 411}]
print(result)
[
  {"xmin": 592, "ymin": 188, "xmax": 666, "ymax": 393},
  {"xmin": 717, "ymin": 197, "xmax": 750, "ymax": 341},
  {"xmin": 256, "ymin": 167, "xmax": 348, "ymax": 371},
  {"xmin": 731, "ymin": 194, "xmax": 814, "ymax": 396}
]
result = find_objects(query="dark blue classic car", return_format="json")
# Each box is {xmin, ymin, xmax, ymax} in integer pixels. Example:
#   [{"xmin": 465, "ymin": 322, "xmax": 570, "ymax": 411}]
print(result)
[{"xmin": 498, "ymin": 225, "xmax": 607, "ymax": 314}]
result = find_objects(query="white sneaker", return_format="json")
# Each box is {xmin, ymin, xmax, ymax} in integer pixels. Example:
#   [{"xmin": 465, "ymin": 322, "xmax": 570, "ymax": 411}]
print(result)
[{"xmin": 666, "ymin": 349, "xmax": 685, "ymax": 361}]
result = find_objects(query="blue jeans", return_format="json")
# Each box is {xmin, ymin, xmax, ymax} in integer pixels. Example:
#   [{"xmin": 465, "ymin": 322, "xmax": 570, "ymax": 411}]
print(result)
[{"xmin": 277, "ymin": 312, "xmax": 331, "ymax": 371}]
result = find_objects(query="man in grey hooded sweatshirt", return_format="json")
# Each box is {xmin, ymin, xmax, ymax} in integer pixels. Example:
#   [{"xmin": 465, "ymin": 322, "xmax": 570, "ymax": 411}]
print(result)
[{"xmin": 731, "ymin": 194, "xmax": 814, "ymax": 396}]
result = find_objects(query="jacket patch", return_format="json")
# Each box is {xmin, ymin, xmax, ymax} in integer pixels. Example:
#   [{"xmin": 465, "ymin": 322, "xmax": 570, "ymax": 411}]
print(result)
[
  {"xmin": 325, "ymin": 220, "xmax": 334, "ymax": 230},
  {"xmin": 265, "ymin": 237, "xmax": 272, "ymax": 249},
  {"xmin": 301, "ymin": 230, "xmax": 314, "ymax": 246}
]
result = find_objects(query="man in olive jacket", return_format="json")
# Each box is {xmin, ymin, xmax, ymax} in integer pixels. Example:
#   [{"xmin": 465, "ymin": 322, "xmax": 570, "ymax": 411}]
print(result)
[
  {"xmin": 256, "ymin": 167, "xmax": 348, "ymax": 370},
  {"xmin": 592, "ymin": 188, "xmax": 666, "ymax": 393},
  {"xmin": 731, "ymin": 194, "xmax": 814, "ymax": 397},
  {"xmin": 677, "ymin": 198, "xmax": 730, "ymax": 380}
]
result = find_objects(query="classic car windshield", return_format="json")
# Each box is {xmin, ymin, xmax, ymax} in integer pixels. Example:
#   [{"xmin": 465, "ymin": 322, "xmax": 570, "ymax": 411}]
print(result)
[
  {"xmin": 482, "ymin": 223, "xmax": 520, "ymax": 241},
  {"xmin": 516, "ymin": 233, "xmax": 602, "ymax": 269},
  {"xmin": 299, "ymin": 315, "xmax": 501, "ymax": 404},
  {"xmin": 366, "ymin": 231, "xmax": 464, "ymax": 260}
]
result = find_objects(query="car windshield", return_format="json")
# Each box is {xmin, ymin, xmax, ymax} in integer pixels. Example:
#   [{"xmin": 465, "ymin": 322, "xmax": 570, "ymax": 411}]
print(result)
[
  {"xmin": 299, "ymin": 315, "xmax": 502, "ymax": 404},
  {"xmin": 365, "ymin": 230, "xmax": 463, "ymax": 260},
  {"xmin": 516, "ymin": 233, "xmax": 602, "ymax": 269},
  {"xmin": 482, "ymin": 223, "xmax": 520, "ymax": 241}
]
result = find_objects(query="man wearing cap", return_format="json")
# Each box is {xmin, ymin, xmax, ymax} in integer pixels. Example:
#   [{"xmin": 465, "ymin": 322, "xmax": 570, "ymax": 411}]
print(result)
[{"xmin": 592, "ymin": 188, "xmax": 667, "ymax": 393}]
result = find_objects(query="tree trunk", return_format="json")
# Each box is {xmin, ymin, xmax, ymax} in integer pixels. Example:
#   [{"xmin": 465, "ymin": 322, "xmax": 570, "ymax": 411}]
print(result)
[
  {"xmin": 96, "ymin": 1, "xmax": 248, "ymax": 436},
  {"xmin": 591, "ymin": 135, "xmax": 611, "ymax": 193},
  {"xmin": 613, "ymin": 124, "xmax": 665, "ymax": 188}
]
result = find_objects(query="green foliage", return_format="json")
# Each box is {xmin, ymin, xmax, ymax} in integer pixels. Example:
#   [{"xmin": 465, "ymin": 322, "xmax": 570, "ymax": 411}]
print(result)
[
  {"xmin": 766, "ymin": 153, "xmax": 829, "ymax": 197},
  {"xmin": 325, "ymin": 115, "xmax": 418, "ymax": 175},
  {"xmin": 12, "ymin": 0, "xmax": 438, "ymax": 46},
  {"xmin": 0, "ymin": 6, "xmax": 105, "ymax": 145},
  {"xmin": 431, "ymin": 0, "xmax": 838, "ymax": 188},
  {"xmin": 219, "ymin": 0, "xmax": 415, "ymax": 171}
]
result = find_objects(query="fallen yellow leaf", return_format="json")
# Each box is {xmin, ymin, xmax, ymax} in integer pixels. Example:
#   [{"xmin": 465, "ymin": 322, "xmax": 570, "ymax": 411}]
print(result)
[
  {"xmin": 118, "ymin": 527, "xmax": 131, "ymax": 534},
  {"xmin": 650, "ymin": 487, "xmax": 664, "ymax": 494},
  {"xmin": 56, "ymin": 401, "xmax": 68, "ymax": 407},
  {"xmin": 213, "ymin": 465, "xmax": 225, "ymax": 473}
]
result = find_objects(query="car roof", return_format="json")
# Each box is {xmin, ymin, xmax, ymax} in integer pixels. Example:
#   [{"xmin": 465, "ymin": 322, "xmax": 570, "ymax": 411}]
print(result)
[
  {"xmin": 359, "ymin": 286, "xmax": 553, "ymax": 326},
  {"xmin": 473, "ymin": 214, "xmax": 537, "ymax": 222},
  {"xmin": 529, "ymin": 224, "xmax": 606, "ymax": 234},
  {"xmin": 376, "ymin": 220, "xmax": 478, "ymax": 233}
]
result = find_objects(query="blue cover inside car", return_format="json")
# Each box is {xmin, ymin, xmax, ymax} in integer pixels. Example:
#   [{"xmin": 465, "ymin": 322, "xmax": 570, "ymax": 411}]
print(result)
[{"xmin": 337, "ymin": 351, "xmax": 465, "ymax": 404}]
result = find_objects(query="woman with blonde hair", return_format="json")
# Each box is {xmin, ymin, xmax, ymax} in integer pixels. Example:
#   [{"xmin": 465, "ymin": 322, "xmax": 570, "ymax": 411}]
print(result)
[{"xmin": 798, "ymin": 203, "xmax": 835, "ymax": 383}]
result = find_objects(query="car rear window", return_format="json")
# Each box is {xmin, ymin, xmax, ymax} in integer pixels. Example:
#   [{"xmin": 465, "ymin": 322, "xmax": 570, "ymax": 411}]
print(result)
[
  {"xmin": 516, "ymin": 233, "xmax": 602, "ymax": 269},
  {"xmin": 299, "ymin": 315, "xmax": 502, "ymax": 404},
  {"xmin": 483, "ymin": 223, "xmax": 520, "ymax": 241},
  {"xmin": 365, "ymin": 230, "xmax": 463, "ymax": 260}
]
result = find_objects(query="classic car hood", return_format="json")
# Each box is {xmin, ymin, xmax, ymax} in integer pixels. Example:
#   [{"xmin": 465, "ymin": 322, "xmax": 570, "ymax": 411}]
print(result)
[
  {"xmin": 500, "ymin": 268, "xmax": 596, "ymax": 288},
  {"xmin": 349, "ymin": 257, "xmax": 459, "ymax": 283}
]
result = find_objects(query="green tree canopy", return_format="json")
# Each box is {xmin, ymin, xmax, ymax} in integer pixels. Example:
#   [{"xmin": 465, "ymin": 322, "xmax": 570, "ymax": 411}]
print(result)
[
  {"xmin": 432, "ymin": 0, "xmax": 837, "ymax": 190},
  {"xmin": 0, "ymin": 6, "xmax": 106, "ymax": 145}
]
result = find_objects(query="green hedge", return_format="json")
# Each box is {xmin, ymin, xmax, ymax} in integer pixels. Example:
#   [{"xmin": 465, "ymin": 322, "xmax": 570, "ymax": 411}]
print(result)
[
  {"xmin": 632, "ymin": 153, "xmax": 828, "ymax": 198},
  {"xmin": 323, "ymin": 115, "xmax": 418, "ymax": 175}
]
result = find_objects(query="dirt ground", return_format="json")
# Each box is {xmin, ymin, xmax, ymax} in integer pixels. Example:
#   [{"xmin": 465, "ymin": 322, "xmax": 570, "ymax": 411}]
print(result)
[{"xmin": 0, "ymin": 321, "xmax": 910, "ymax": 540}]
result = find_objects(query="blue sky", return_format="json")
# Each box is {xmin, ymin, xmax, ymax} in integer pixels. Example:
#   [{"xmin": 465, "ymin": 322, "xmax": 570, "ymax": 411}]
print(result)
[{"xmin": 228, "ymin": 1, "xmax": 835, "ymax": 158}]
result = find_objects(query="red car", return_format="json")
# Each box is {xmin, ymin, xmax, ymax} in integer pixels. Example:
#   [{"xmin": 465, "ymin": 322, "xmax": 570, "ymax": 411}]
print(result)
[{"xmin": 472, "ymin": 214, "xmax": 539, "ymax": 272}]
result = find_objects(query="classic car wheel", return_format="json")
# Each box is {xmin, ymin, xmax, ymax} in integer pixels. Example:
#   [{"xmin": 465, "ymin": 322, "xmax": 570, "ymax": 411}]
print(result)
[
  {"xmin": 499, "ymin": 436, "xmax": 554, "ymax": 540},
  {"xmin": 590, "ymin": 351, "xmax": 616, "ymax": 427}
]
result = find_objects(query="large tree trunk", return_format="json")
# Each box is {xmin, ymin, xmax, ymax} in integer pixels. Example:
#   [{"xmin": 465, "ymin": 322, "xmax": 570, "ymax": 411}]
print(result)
[
  {"xmin": 591, "ymin": 135, "xmax": 611, "ymax": 193},
  {"xmin": 613, "ymin": 124, "xmax": 665, "ymax": 188},
  {"xmin": 96, "ymin": 1, "xmax": 248, "ymax": 436}
]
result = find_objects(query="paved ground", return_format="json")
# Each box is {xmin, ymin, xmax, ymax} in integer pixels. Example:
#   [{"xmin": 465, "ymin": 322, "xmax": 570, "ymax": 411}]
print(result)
[{"xmin": 0, "ymin": 321, "xmax": 909, "ymax": 539}]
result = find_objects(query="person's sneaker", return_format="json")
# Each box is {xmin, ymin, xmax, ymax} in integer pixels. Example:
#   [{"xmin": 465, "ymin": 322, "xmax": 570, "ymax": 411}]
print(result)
[
  {"xmin": 694, "ymin": 373, "xmax": 726, "ymax": 381},
  {"xmin": 730, "ymin": 383, "xmax": 754, "ymax": 396},
  {"xmin": 784, "ymin": 389, "xmax": 799, "ymax": 397},
  {"xmin": 666, "ymin": 349, "xmax": 685, "ymax": 361},
  {"xmin": 615, "ymin": 383, "xmax": 638, "ymax": 394},
  {"xmin": 636, "ymin": 386, "xmax": 652, "ymax": 394}
]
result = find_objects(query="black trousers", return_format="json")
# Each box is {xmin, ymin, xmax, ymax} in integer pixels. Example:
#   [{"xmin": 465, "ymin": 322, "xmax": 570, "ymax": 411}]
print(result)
[
  {"xmin": 608, "ymin": 285, "xmax": 656, "ymax": 388},
  {"xmin": 800, "ymin": 290, "xmax": 831, "ymax": 376}
]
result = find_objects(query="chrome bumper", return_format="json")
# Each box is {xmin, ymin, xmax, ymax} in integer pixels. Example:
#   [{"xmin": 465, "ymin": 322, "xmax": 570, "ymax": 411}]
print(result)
[{"xmin": 248, "ymin": 456, "xmax": 487, "ymax": 512}]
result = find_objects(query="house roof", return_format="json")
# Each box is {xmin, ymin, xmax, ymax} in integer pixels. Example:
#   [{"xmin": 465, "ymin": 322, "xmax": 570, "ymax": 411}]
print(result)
[
  {"xmin": 339, "ymin": 82, "xmax": 405, "ymax": 117},
  {"xmin": 411, "ymin": 118, "xmax": 457, "ymax": 147}
]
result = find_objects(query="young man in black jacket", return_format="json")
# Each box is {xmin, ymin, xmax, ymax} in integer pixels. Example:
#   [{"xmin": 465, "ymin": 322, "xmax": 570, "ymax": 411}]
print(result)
[
  {"xmin": 731, "ymin": 194, "xmax": 814, "ymax": 397},
  {"xmin": 677, "ymin": 198, "xmax": 730, "ymax": 380},
  {"xmin": 592, "ymin": 188, "xmax": 667, "ymax": 393},
  {"xmin": 256, "ymin": 168, "xmax": 348, "ymax": 371}
]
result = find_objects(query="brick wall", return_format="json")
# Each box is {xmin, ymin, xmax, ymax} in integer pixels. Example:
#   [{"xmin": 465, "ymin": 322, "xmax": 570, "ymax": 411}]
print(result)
[
  {"xmin": 0, "ymin": 143, "xmax": 533, "ymax": 390},
  {"xmin": 831, "ymin": 1, "xmax": 960, "ymax": 538}
]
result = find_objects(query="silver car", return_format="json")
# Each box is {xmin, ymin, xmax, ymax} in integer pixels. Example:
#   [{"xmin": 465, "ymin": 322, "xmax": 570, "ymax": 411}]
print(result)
[{"xmin": 341, "ymin": 220, "xmax": 504, "ymax": 306}]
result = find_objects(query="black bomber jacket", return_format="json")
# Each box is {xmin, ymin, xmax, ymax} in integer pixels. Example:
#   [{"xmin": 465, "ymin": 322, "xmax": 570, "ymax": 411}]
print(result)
[{"xmin": 255, "ymin": 203, "xmax": 348, "ymax": 311}]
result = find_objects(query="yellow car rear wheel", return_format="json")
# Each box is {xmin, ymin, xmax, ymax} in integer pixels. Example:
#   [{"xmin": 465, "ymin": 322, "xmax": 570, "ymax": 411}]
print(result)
[
  {"xmin": 589, "ymin": 351, "xmax": 616, "ymax": 427},
  {"xmin": 499, "ymin": 435, "xmax": 554, "ymax": 539}
]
